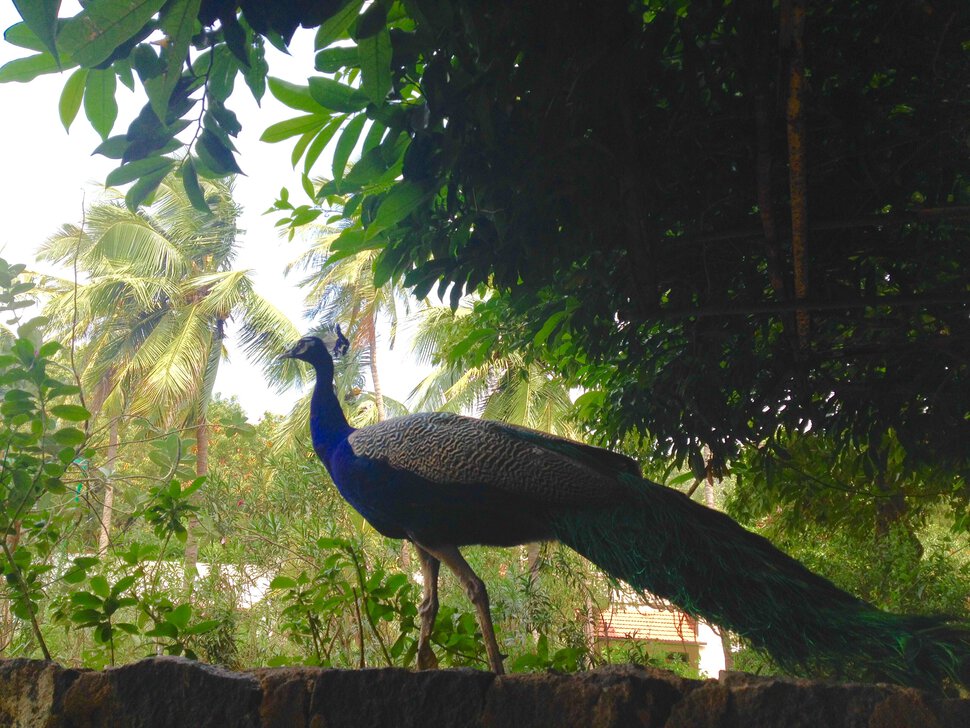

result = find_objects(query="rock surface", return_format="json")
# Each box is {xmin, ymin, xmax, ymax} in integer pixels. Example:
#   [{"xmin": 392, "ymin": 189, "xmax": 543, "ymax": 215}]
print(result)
[{"xmin": 0, "ymin": 658, "xmax": 966, "ymax": 727}]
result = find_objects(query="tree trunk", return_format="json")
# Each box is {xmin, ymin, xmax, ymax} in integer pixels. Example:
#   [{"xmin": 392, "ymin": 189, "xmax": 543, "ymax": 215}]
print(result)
[
  {"xmin": 784, "ymin": 0, "xmax": 811, "ymax": 349},
  {"xmin": 367, "ymin": 323, "xmax": 386, "ymax": 422},
  {"xmin": 526, "ymin": 542, "xmax": 541, "ymax": 589},
  {"xmin": 183, "ymin": 418, "xmax": 207, "ymax": 594},
  {"xmin": 97, "ymin": 419, "xmax": 119, "ymax": 556}
]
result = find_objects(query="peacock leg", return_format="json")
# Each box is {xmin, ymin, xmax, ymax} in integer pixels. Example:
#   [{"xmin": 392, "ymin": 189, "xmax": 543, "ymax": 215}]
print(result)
[
  {"xmin": 414, "ymin": 544, "xmax": 440, "ymax": 670},
  {"xmin": 418, "ymin": 543, "xmax": 506, "ymax": 675}
]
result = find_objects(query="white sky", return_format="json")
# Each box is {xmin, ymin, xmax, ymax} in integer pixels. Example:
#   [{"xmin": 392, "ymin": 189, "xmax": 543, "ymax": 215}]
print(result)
[{"xmin": 0, "ymin": 4, "xmax": 423, "ymax": 421}]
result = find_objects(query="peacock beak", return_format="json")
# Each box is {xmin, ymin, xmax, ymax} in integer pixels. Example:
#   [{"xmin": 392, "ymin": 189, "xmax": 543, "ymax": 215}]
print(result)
[{"xmin": 279, "ymin": 344, "xmax": 297, "ymax": 360}]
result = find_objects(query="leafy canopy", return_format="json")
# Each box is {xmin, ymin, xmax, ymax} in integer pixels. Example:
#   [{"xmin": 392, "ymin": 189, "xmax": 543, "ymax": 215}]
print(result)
[{"xmin": 2, "ymin": 0, "xmax": 968, "ymax": 475}]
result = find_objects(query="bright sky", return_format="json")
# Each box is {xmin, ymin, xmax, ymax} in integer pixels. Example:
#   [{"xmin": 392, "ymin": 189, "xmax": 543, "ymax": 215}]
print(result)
[{"xmin": 0, "ymin": 4, "xmax": 422, "ymax": 420}]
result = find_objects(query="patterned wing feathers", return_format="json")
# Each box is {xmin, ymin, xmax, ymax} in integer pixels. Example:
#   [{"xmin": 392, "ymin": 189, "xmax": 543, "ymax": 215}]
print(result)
[{"xmin": 347, "ymin": 412, "xmax": 628, "ymax": 506}]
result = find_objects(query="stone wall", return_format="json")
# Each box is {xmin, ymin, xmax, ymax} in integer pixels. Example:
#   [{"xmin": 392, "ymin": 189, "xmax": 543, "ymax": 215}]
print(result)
[{"xmin": 0, "ymin": 657, "xmax": 967, "ymax": 727}]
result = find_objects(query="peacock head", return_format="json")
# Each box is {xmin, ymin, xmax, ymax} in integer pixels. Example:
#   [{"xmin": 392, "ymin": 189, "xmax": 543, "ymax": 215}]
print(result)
[{"xmin": 281, "ymin": 327, "xmax": 350, "ymax": 378}]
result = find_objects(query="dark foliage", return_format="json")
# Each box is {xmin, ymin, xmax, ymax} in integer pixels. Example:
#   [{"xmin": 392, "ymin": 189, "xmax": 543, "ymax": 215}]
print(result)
[{"xmin": 7, "ymin": 0, "xmax": 968, "ymax": 472}]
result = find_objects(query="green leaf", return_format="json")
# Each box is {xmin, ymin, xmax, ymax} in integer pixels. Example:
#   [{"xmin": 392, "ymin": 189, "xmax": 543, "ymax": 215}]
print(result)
[
  {"xmin": 70, "ymin": 609, "xmax": 104, "ymax": 625},
  {"xmin": 326, "ymin": 227, "xmax": 386, "ymax": 264},
  {"xmin": 183, "ymin": 619, "xmax": 220, "ymax": 635},
  {"xmin": 12, "ymin": 1, "xmax": 61, "ymax": 63},
  {"xmin": 0, "ymin": 52, "xmax": 70, "ymax": 83},
  {"xmin": 314, "ymin": 0, "xmax": 365, "ymax": 50},
  {"xmin": 359, "ymin": 27, "xmax": 392, "ymax": 104},
  {"xmin": 267, "ymin": 77, "xmax": 326, "ymax": 113},
  {"xmin": 4, "ymin": 22, "xmax": 49, "ymax": 52},
  {"xmin": 354, "ymin": 1, "xmax": 387, "ymax": 39},
  {"xmin": 112, "ymin": 574, "xmax": 138, "ymax": 594},
  {"xmin": 105, "ymin": 155, "xmax": 173, "ymax": 187},
  {"xmin": 84, "ymin": 68, "xmax": 118, "ymax": 140},
  {"xmin": 260, "ymin": 113, "xmax": 330, "ymax": 144},
  {"xmin": 333, "ymin": 114, "xmax": 367, "ymax": 181},
  {"xmin": 62, "ymin": 567, "xmax": 86, "ymax": 584},
  {"xmin": 181, "ymin": 158, "xmax": 209, "ymax": 213},
  {"xmin": 290, "ymin": 128, "xmax": 317, "ymax": 167},
  {"xmin": 196, "ymin": 130, "xmax": 243, "ymax": 175},
  {"xmin": 361, "ymin": 120, "xmax": 386, "ymax": 153},
  {"xmin": 50, "ymin": 404, "xmax": 91, "ymax": 422},
  {"xmin": 270, "ymin": 575, "xmax": 297, "ymax": 589},
  {"xmin": 145, "ymin": 622, "xmax": 178, "ymax": 639},
  {"xmin": 92, "ymin": 135, "xmax": 130, "ymax": 159},
  {"xmin": 124, "ymin": 165, "xmax": 169, "ymax": 209},
  {"xmin": 534, "ymin": 310, "xmax": 569, "ymax": 348},
  {"xmin": 167, "ymin": 603, "xmax": 192, "ymax": 629},
  {"xmin": 53, "ymin": 427, "xmax": 86, "ymax": 447},
  {"xmin": 242, "ymin": 34, "xmax": 268, "ymax": 102},
  {"xmin": 315, "ymin": 46, "xmax": 359, "ymax": 73},
  {"xmin": 303, "ymin": 116, "xmax": 344, "ymax": 173},
  {"xmin": 366, "ymin": 181, "xmax": 428, "ymax": 239},
  {"xmin": 147, "ymin": 0, "xmax": 201, "ymax": 120},
  {"xmin": 308, "ymin": 77, "xmax": 368, "ymax": 113},
  {"xmin": 57, "ymin": 0, "xmax": 167, "ymax": 68},
  {"xmin": 90, "ymin": 575, "xmax": 111, "ymax": 599},
  {"xmin": 70, "ymin": 591, "xmax": 104, "ymax": 609},
  {"xmin": 59, "ymin": 68, "xmax": 89, "ymax": 132},
  {"xmin": 181, "ymin": 476, "xmax": 206, "ymax": 497}
]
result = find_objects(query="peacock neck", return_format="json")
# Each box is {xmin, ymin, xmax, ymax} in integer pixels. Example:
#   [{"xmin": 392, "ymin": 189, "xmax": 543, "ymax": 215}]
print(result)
[{"xmin": 310, "ymin": 364, "xmax": 354, "ymax": 467}]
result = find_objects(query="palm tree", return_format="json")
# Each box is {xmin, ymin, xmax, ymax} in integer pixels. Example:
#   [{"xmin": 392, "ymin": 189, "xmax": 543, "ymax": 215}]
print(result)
[
  {"xmin": 409, "ymin": 302, "xmax": 582, "ymax": 439},
  {"xmin": 289, "ymin": 230, "xmax": 410, "ymax": 422},
  {"xmin": 39, "ymin": 175, "xmax": 301, "ymax": 576}
]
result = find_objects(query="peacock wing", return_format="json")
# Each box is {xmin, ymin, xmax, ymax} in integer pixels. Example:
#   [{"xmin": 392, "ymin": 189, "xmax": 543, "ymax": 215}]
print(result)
[{"xmin": 346, "ymin": 412, "xmax": 631, "ymax": 506}]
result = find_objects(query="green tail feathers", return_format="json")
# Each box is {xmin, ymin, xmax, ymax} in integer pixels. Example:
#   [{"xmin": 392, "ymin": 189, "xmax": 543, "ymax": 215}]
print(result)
[{"xmin": 551, "ymin": 474, "xmax": 970, "ymax": 691}]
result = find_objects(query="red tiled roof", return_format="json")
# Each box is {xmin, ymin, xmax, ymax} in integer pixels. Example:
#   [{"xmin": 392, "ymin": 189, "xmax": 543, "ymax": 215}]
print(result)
[{"xmin": 595, "ymin": 607, "xmax": 699, "ymax": 644}]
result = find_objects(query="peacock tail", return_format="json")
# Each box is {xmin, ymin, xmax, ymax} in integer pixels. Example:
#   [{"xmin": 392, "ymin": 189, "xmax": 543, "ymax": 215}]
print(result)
[
  {"xmin": 551, "ymin": 472, "xmax": 970, "ymax": 692},
  {"xmin": 285, "ymin": 339, "xmax": 970, "ymax": 690}
]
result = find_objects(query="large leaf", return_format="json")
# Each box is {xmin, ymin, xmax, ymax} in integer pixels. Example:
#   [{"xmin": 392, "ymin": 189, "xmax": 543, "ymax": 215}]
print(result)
[
  {"xmin": 50, "ymin": 404, "xmax": 92, "ymax": 422},
  {"xmin": 332, "ymin": 114, "xmax": 367, "ymax": 181},
  {"xmin": 267, "ymin": 77, "xmax": 326, "ymax": 113},
  {"xmin": 145, "ymin": 0, "xmax": 201, "ymax": 120},
  {"xmin": 12, "ymin": 1, "xmax": 61, "ymax": 62},
  {"xmin": 105, "ymin": 155, "xmax": 174, "ymax": 187},
  {"xmin": 358, "ymin": 27, "xmax": 391, "ymax": 104},
  {"xmin": 196, "ymin": 130, "xmax": 243, "ymax": 175},
  {"xmin": 4, "ymin": 21, "xmax": 50, "ymax": 52},
  {"xmin": 314, "ymin": 0, "xmax": 365, "ymax": 50},
  {"xmin": 84, "ymin": 68, "xmax": 118, "ymax": 140},
  {"xmin": 365, "ymin": 182, "xmax": 429, "ymax": 239},
  {"xmin": 124, "ymin": 165, "xmax": 169, "ymax": 210},
  {"xmin": 303, "ymin": 116, "xmax": 344, "ymax": 173},
  {"xmin": 181, "ymin": 158, "xmax": 209, "ymax": 213},
  {"xmin": 315, "ymin": 46, "xmax": 359, "ymax": 73},
  {"xmin": 59, "ymin": 67, "xmax": 89, "ymax": 131},
  {"xmin": 308, "ymin": 77, "xmax": 368, "ymax": 113},
  {"xmin": 58, "ymin": 0, "xmax": 167, "ymax": 68},
  {"xmin": 0, "ymin": 51, "xmax": 72, "ymax": 83},
  {"xmin": 128, "ymin": 305, "xmax": 213, "ymax": 414},
  {"xmin": 260, "ymin": 113, "xmax": 331, "ymax": 144},
  {"xmin": 323, "ymin": 226, "xmax": 386, "ymax": 265},
  {"xmin": 90, "ymin": 218, "xmax": 190, "ymax": 278}
]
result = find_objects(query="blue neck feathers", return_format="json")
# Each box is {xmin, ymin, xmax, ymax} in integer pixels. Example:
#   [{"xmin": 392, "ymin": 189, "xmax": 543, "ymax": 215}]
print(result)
[{"xmin": 310, "ymin": 364, "xmax": 354, "ymax": 467}]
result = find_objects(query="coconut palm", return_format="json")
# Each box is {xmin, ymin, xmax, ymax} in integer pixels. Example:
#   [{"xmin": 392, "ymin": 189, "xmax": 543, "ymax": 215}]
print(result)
[
  {"xmin": 39, "ymin": 175, "xmax": 301, "ymax": 572},
  {"xmin": 409, "ymin": 302, "xmax": 581, "ymax": 439},
  {"xmin": 289, "ymin": 229, "xmax": 410, "ymax": 422}
]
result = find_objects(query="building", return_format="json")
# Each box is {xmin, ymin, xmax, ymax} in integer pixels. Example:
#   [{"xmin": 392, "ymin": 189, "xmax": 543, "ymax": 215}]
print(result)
[{"xmin": 593, "ymin": 591, "xmax": 727, "ymax": 677}]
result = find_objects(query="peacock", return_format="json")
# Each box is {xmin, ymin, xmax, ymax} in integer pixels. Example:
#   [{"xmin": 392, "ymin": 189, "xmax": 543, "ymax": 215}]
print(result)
[{"xmin": 281, "ymin": 333, "xmax": 970, "ymax": 691}]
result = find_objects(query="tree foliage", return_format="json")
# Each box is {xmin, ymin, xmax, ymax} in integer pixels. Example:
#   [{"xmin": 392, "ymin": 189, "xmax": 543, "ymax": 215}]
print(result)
[{"xmin": 3, "ymin": 0, "xmax": 967, "ymax": 479}]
